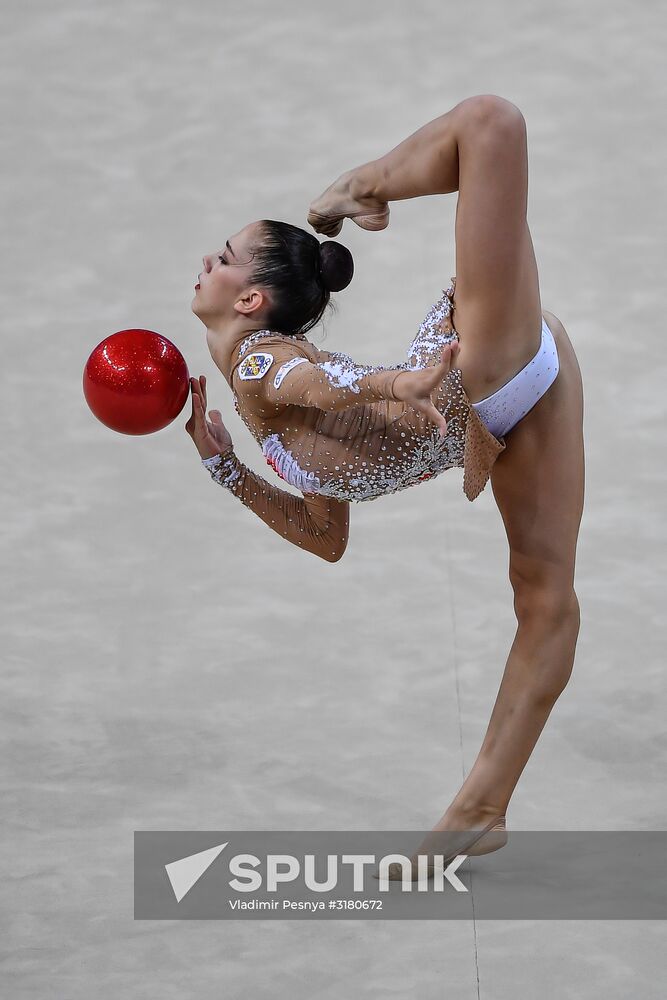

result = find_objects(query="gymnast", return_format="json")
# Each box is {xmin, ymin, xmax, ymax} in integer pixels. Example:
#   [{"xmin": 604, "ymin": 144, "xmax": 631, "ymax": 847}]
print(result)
[{"xmin": 186, "ymin": 95, "xmax": 585, "ymax": 875}]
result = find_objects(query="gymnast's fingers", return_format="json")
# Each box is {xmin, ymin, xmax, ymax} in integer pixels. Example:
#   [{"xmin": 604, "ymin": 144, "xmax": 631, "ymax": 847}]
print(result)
[
  {"xmin": 419, "ymin": 400, "xmax": 447, "ymax": 438},
  {"xmin": 419, "ymin": 343, "xmax": 456, "ymax": 393},
  {"xmin": 438, "ymin": 340, "xmax": 458, "ymax": 375},
  {"xmin": 429, "ymin": 402, "xmax": 448, "ymax": 438},
  {"xmin": 192, "ymin": 391, "xmax": 204, "ymax": 426},
  {"xmin": 185, "ymin": 380, "xmax": 201, "ymax": 438},
  {"xmin": 410, "ymin": 396, "xmax": 448, "ymax": 438}
]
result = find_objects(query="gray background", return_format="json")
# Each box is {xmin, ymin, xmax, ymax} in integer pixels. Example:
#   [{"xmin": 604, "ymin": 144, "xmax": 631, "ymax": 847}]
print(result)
[{"xmin": 2, "ymin": 0, "xmax": 666, "ymax": 996}]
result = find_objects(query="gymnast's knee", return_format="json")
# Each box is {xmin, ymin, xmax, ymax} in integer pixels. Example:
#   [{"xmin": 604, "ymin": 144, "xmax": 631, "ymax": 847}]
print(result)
[
  {"xmin": 512, "ymin": 587, "xmax": 581, "ymax": 703},
  {"xmin": 459, "ymin": 94, "xmax": 526, "ymax": 134},
  {"xmin": 512, "ymin": 583, "xmax": 581, "ymax": 635}
]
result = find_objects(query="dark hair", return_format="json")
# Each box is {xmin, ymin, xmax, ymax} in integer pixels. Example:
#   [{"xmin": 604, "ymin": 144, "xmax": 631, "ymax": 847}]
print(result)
[{"xmin": 249, "ymin": 220, "xmax": 354, "ymax": 337}]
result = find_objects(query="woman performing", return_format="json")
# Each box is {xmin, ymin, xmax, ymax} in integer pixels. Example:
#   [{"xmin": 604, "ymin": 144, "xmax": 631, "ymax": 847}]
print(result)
[{"xmin": 186, "ymin": 95, "xmax": 585, "ymax": 877}]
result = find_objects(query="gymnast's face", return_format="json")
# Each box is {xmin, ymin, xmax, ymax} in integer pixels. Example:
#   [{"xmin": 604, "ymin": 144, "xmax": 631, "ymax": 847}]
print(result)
[{"xmin": 191, "ymin": 221, "xmax": 269, "ymax": 327}]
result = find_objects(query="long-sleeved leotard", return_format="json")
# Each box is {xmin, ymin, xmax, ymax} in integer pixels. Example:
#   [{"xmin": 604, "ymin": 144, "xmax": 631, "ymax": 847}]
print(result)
[{"xmin": 201, "ymin": 279, "xmax": 507, "ymax": 559}]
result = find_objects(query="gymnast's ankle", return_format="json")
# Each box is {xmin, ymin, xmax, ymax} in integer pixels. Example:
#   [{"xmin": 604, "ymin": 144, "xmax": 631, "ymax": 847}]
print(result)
[{"xmin": 437, "ymin": 801, "xmax": 506, "ymax": 830}]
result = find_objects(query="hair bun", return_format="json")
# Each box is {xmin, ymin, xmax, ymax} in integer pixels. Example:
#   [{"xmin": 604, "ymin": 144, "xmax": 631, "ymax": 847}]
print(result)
[{"xmin": 319, "ymin": 240, "xmax": 354, "ymax": 292}]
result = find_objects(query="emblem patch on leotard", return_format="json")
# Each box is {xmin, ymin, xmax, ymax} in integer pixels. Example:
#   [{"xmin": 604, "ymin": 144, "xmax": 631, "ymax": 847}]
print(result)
[
  {"xmin": 273, "ymin": 355, "xmax": 308, "ymax": 389},
  {"xmin": 238, "ymin": 352, "xmax": 273, "ymax": 380}
]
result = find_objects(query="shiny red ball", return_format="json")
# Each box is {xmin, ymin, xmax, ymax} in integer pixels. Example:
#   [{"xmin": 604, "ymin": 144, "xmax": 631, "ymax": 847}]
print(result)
[{"xmin": 83, "ymin": 329, "xmax": 190, "ymax": 435}]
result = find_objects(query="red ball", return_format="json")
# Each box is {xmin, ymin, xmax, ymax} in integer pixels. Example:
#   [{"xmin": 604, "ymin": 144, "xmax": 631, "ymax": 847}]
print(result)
[{"xmin": 83, "ymin": 329, "xmax": 190, "ymax": 435}]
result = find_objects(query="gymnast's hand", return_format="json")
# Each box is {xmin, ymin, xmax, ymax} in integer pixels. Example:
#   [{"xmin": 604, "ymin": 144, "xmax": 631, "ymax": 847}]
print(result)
[
  {"xmin": 186, "ymin": 375, "xmax": 234, "ymax": 459},
  {"xmin": 392, "ymin": 341, "xmax": 461, "ymax": 438}
]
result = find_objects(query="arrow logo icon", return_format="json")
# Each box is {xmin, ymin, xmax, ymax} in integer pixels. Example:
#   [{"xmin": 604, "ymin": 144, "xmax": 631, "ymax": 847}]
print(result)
[{"xmin": 164, "ymin": 842, "xmax": 228, "ymax": 902}]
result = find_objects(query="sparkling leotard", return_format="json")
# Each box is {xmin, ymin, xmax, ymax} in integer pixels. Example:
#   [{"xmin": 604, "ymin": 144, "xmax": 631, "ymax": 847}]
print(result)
[{"xmin": 202, "ymin": 279, "xmax": 507, "ymax": 560}]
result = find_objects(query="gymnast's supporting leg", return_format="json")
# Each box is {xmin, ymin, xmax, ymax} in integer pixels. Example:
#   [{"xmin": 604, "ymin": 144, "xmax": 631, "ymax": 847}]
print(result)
[
  {"xmin": 435, "ymin": 323, "xmax": 585, "ymax": 835},
  {"xmin": 439, "ymin": 590, "xmax": 581, "ymax": 828}
]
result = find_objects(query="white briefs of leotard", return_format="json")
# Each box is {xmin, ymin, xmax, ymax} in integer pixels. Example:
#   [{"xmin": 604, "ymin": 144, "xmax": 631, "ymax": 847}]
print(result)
[{"xmin": 470, "ymin": 317, "xmax": 559, "ymax": 440}]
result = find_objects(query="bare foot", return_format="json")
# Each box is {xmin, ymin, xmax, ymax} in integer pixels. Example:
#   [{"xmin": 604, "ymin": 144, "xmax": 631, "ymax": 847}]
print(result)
[
  {"xmin": 374, "ymin": 807, "xmax": 507, "ymax": 882},
  {"xmin": 307, "ymin": 168, "xmax": 390, "ymax": 237}
]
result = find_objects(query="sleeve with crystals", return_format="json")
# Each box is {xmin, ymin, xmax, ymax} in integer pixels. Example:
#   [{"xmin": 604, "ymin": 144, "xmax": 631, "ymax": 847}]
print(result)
[
  {"xmin": 231, "ymin": 341, "xmax": 409, "ymax": 414},
  {"xmin": 201, "ymin": 449, "xmax": 349, "ymax": 562}
]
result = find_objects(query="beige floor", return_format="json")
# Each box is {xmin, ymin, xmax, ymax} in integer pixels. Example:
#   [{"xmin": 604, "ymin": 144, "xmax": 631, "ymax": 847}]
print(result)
[{"xmin": 2, "ymin": 0, "xmax": 666, "ymax": 996}]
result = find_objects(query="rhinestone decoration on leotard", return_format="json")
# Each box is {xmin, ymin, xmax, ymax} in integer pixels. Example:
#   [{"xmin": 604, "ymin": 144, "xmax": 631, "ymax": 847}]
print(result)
[
  {"xmin": 237, "ymin": 328, "xmax": 307, "ymax": 360},
  {"xmin": 202, "ymin": 451, "xmax": 241, "ymax": 488},
  {"xmin": 405, "ymin": 281, "xmax": 460, "ymax": 368},
  {"xmin": 314, "ymin": 411, "xmax": 467, "ymax": 503},
  {"xmin": 261, "ymin": 432, "xmax": 322, "ymax": 493},
  {"xmin": 315, "ymin": 352, "xmax": 415, "ymax": 393}
]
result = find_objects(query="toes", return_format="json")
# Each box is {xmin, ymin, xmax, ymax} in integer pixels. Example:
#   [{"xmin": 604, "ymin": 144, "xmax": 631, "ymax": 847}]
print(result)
[{"xmin": 308, "ymin": 213, "xmax": 343, "ymax": 237}]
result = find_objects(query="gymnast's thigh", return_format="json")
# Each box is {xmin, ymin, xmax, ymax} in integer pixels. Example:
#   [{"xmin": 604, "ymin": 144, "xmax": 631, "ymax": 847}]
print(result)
[{"xmin": 452, "ymin": 97, "xmax": 543, "ymax": 370}]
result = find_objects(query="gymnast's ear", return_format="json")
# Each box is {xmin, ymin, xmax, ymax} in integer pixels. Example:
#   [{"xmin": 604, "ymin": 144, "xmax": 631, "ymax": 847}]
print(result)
[{"xmin": 233, "ymin": 286, "xmax": 272, "ymax": 319}]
